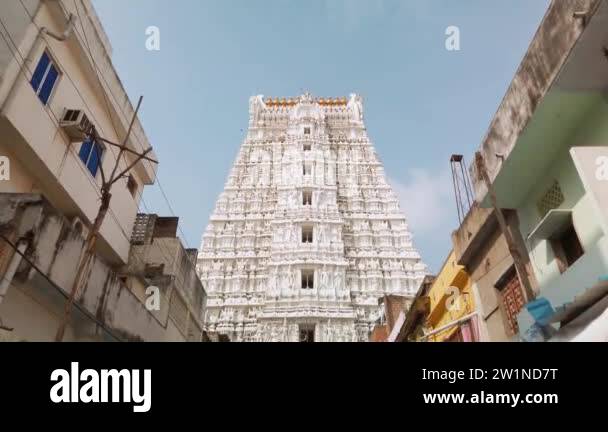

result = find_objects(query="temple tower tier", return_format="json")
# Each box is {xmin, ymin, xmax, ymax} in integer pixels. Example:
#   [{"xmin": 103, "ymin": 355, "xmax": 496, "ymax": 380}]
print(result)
[{"xmin": 197, "ymin": 93, "xmax": 428, "ymax": 342}]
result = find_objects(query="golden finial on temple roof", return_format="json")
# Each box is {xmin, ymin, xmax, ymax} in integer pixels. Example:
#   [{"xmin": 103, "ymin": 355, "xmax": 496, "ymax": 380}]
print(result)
[{"xmin": 261, "ymin": 95, "xmax": 350, "ymax": 106}]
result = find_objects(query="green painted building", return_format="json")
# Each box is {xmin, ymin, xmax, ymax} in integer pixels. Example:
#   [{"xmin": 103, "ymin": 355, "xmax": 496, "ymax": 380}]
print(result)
[{"xmin": 471, "ymin": 0, "xmax": 608, "ymax": 338}]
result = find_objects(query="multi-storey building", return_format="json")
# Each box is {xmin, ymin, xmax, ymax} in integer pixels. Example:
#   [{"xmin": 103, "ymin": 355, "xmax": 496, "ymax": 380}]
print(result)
[
  {"xmin": 0, "ymin": 0, "xmax": 153, "ymax": 264},
  {"xmin": 198, "ymin": 93, "xmax": 427, "ymax": 342},
  {"xmin": 423, "ymin": 250, "xmax": 478, "ymax": 342},
  {"xmin": 470, "ymin": 0, "xmax": 608, "ymax": 339},
  {"xmin": 0, "ymin": 0, "xmax": 206, "ymax": 341},
  {"xmin": 451, "ymin": 205, "xmax": 537, "ymax": 341}
]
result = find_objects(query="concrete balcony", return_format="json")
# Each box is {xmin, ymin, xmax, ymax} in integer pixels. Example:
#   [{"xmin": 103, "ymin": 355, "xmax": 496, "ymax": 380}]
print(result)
[
  {"xmin": 0, "ymin": 193, "xmax": 204, "ymax": 341},
  {"xmin": 452, "ymin": 204, "xmax": 496, "ymax": 267}
]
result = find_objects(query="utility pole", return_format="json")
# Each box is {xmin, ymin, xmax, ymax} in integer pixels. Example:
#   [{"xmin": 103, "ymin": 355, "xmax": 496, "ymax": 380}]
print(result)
[
  {"xmin": 475, "ymin": 152, "xmax": 535, "ymax": 302},
  {"xmin": 55, "ymin": 96, "xmax": 158, "ymax": 342}
]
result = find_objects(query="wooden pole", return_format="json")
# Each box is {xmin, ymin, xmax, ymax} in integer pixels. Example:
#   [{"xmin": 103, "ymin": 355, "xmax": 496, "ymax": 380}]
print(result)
[
  {"xmin": 54, "ymin": 96, "xmax": 155, "ymax": 342},
  {"xmin": 475, "ymin": 152, "xmax": 535, "ymax": 302}
]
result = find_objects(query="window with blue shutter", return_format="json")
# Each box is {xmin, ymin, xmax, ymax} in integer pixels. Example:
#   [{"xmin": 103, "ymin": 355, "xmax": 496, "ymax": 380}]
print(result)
[
  {"xmin": 38, "ymin": 64, "xmax": 58, "ymax": 104},
  {"xmin": 30, "ymin": 52, "xmax": 50, "ymax": 91},
  {"xmin": 79, "ymin": 138, "xmax": 104, "ymax": 177},
  {"xmin": 30, "ymin": 51, "xmax": 60, "ymax": 105}
]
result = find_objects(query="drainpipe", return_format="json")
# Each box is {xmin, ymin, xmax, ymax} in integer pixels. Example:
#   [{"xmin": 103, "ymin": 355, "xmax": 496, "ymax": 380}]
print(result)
[
  {"xmin": 0, "ymin": 2, "xmax": 76, "ymax": 114},
  {"xmin": 0, "ymin": 239, "xmax": 29, "ymax": 305},
  {"xmin": 40, "ymin": 12, "xmax": 76, "ymax": 42}
]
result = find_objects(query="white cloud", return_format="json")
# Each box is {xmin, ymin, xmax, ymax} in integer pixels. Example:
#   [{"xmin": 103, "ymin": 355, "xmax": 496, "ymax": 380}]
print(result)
[
  {"xmin": 390, "ymin": 168, "xmax": 455, "ymax": 235},
  {"xmin": 390, "ymin": 168, "xmax": 459, "ymax": 273}
]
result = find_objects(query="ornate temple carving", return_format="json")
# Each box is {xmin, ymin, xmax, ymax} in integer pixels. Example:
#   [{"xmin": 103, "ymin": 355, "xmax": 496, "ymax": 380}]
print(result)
[{"xmin": 198, "ymin": 93, "xmax": 427, "ymax": 342}]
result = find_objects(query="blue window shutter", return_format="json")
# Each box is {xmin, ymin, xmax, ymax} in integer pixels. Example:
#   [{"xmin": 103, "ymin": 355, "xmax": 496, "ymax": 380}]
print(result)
[
  {"xmin": 79, "ymin": 138, "xmax": 93, "ymax": 165},
  {"xmin": 38, "ymin": 64, "xmax": 59, "ymax": 105},
  {"xmin": 87, "ymin": 142, "xmax": 103, "ymax": 177},
  {"xmin": 31, "ymin": 52, "xmax": 50, "ymax": 92}
]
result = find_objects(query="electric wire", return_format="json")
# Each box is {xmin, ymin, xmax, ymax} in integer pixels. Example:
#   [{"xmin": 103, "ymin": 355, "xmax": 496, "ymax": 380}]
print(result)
[
  {"xmin": 65, "ymin": 0, "xmax": 191, "ymax": 249},
  {"xmin": 7, "ymin": 2, "xmax": 180, "ymax": 267},
  {"xmin": 0, "ymin": 234, "xmax": 122, "ymax": 341}
]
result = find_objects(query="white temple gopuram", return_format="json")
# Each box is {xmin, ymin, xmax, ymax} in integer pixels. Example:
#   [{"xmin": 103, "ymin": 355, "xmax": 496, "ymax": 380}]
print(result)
[{"xmin": 197, "ymin": 93, "xmax": 427, "ymax": 342}]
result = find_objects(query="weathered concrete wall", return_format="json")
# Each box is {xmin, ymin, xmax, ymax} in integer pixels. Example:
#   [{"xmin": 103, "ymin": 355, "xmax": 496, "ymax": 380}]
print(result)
[
  {"xmin": 452, "ymin": 206, "xmax": 538, "ymax": 341},
  {"xmin": 0, "ymin": 0, "xmax": 40, "ymax": 101},
  {"xmin": 383, "ymin": 295, "xmax": 409, "ymax": 330},
  {"xmin": 472, "ymin": 0, "xmax": 602, "ymax": 201},
  {"xmin": 516, "ymin": 107, "xmax": 608, "ymax": 314},
  {"xmin": 452, "ymin": 205, "xmax": 495, "ymax": 267},
  {"xmin": 457, "ymin": 217, "xmax": 514, "ymax": 341},
  {"xmin": 466, "ymin": 0, "xmax": 608, "ymax": 335},
  {"xmin": 129, "ymin": 239, "xmax": 205, "ymax": 312},
  {"xmin": 0, "ymin": 0, "xmax": 157, "ymax": 265},
  {"xmin": 126, "ymin": 229, "xmax": 207, "ymax": 340},
  {"xmin": 0, "ymin": 193, "xmax": 189, "ymax": 341}
]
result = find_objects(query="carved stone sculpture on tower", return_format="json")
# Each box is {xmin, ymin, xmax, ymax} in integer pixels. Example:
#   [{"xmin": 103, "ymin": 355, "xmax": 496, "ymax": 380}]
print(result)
[{"xmin": 198, "ymin": 93, "xmax": 427, "ymax": 342}]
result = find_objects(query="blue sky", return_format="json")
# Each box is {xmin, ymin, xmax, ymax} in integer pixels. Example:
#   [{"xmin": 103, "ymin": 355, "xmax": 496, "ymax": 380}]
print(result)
[{"xmin": 92, "ymin": 0, "xmax": 550, "ymax": 273}]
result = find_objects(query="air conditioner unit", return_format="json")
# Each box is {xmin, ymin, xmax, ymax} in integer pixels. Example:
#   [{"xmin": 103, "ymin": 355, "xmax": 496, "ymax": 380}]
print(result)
[{"xmin": 59, "ymin": 109, "xmax": 93, "ymax": 141}]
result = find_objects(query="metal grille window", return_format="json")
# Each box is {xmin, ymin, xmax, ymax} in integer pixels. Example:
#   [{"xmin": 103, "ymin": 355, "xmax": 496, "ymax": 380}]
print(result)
[
  {"xmin": 131, "ymin": 214, "xmax": 156, "ymax": 245},
  {"xmin": 63, "ymin": 109, "xmax": 80, "ymax": 122},
  {"xmin": 537, "ymin": 181, "xmax": 564, "ymax": 218}
]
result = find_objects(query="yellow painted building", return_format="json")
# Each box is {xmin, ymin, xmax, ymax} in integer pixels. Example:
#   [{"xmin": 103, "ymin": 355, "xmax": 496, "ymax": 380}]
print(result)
[{"xmin": 424, "ymin": 250, "xmax": 477, "ymax": 342}]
